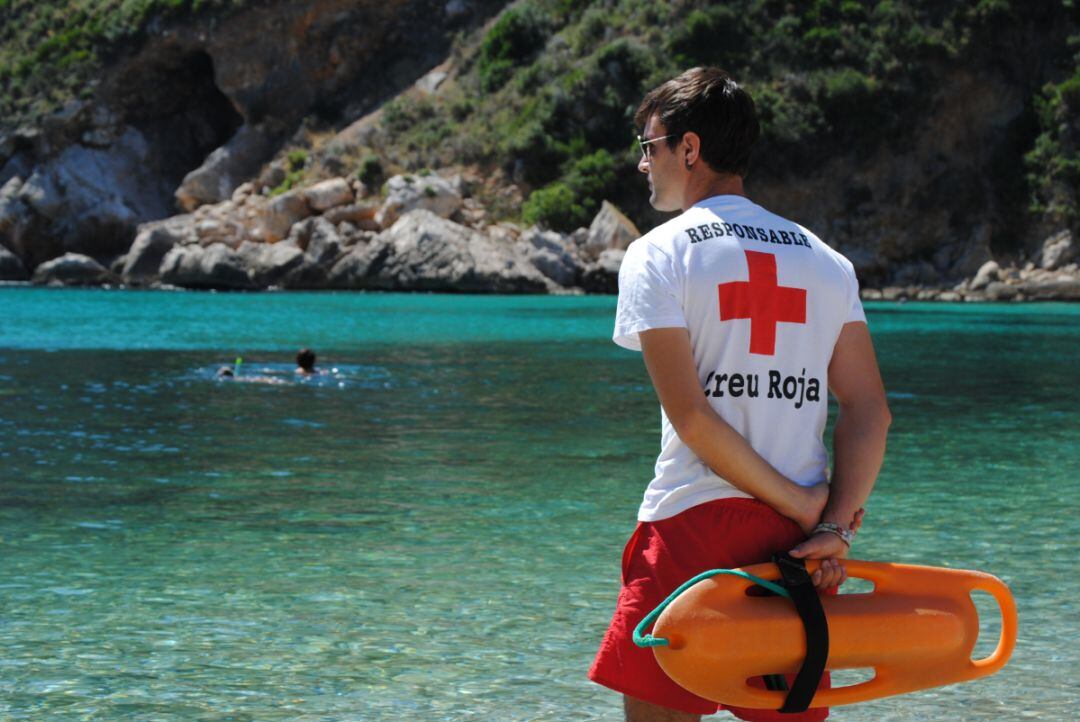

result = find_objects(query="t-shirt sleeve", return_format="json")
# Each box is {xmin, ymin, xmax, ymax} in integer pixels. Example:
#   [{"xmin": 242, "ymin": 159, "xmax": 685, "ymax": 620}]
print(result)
[
  {"xmin": 843, "ymin": 258, "xmax": 866, "ymax": 324},
  {"xmin": 613, "ymin": 239, "xmax": 687, "ymax": 351}
]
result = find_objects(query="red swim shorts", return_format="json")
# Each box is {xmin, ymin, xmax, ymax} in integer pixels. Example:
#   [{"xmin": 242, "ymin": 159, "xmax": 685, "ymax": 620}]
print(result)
[{"xmin": 588, "ymin": 497, "xmax": 830, "ymax": 721}]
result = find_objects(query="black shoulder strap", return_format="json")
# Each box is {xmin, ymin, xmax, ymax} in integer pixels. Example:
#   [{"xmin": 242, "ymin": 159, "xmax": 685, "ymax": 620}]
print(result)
[{"xmin": 772, "ymin": 552, "xmax": 830, "ymax": 713}]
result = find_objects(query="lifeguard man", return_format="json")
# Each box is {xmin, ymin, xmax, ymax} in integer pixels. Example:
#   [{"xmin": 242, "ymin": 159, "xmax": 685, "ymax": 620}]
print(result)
[{"xmin": 589, "ymin": 67, "xmax": 891, "ymax": 722}]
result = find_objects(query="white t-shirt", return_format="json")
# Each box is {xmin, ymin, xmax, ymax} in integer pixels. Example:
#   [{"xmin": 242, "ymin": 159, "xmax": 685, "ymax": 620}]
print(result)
[{"xmin": 614, "ymin": 195, "xmax": 865, "ymax": 522}]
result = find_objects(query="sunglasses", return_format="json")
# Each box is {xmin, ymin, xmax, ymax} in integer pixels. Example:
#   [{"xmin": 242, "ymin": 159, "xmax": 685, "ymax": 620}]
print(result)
[{"xmin": 637, "ymin": 133, "xmax": 676, "ymax": 158}]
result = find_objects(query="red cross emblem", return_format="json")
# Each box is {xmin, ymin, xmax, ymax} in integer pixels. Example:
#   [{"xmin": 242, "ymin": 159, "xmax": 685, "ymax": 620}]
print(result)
[{"xmin": 718, "ymin": 250, "xmax": 807, "ymax": 356}]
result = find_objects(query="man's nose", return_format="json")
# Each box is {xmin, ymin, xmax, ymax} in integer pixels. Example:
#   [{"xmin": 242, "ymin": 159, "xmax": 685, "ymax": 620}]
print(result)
[{"xmin": 638, "ymin": 154, "xmax": 649, "ymax": 174}]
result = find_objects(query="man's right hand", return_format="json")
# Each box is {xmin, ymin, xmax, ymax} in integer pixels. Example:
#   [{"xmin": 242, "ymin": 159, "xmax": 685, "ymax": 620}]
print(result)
[{"xmin": 789, "ymin": 532, "xmax": 849, "ymax": 590}]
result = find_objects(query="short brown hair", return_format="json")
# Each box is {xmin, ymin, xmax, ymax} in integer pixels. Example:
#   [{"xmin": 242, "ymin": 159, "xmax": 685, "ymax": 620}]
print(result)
[
  {"xmin": 296, "ymin": 348, "xmax": 316, "ymax": 371},
  {"xmin": 634, "ymin": 67, "xmax": 760, "ymax": 177}
]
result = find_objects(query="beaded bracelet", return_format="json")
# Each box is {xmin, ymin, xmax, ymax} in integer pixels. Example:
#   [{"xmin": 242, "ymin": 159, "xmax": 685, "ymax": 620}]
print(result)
[{"xmin": 813, "ymin": 521, "xmax": 855, "ymax": 546}]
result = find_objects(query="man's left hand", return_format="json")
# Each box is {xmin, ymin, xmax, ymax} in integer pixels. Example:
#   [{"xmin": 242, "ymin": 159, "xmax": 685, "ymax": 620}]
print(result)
[{"xmin": 789, "ymin": 532, "xmax": 849, "ymax": 590}]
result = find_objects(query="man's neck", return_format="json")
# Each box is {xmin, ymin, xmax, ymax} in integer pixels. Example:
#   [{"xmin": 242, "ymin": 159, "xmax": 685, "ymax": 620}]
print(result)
[{"xmin": 682, "ymin": 172, "xmax": 746, "ymax": 211}]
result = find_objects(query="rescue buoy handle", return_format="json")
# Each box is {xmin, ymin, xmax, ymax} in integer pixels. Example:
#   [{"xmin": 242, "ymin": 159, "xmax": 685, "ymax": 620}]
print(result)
[
  {"xmin": 967, "ymin": 574, "xmax": 1019, "ymax": 674},
  {"xmin": 633, "ymin": 569, "xmax": 790, "ymax": 648}
]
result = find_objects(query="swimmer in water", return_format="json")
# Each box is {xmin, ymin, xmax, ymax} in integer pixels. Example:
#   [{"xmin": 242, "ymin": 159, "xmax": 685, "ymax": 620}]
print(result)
[
  {"xmin": 296, "ymin": 348, "xmax": 317, "ymax": 375},
  {"xmin": 217, "ymin": 361, "xmax": 286, "ymax": 385}
]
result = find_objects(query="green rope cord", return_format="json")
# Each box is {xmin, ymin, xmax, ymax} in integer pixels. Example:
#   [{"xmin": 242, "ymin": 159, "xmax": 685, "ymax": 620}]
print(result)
[{"xmin": 632, "ymin": 568, "xmax": 791, "ymax": 648}]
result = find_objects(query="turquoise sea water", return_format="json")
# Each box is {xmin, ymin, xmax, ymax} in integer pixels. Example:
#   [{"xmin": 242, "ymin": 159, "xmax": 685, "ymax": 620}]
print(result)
[{"xmin": 1, "ymin": 287, "xmax": 1077, "ymax": 721}]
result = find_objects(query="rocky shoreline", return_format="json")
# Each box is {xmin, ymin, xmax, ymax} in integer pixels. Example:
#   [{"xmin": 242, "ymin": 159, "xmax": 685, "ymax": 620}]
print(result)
[
  {"xmin": 858, "ymin": 230, "xmax": 1079, "ymax": 302},
  {"xmin": 1, "ymin": 168, "xmax": 1076, "ymax": 300},
  {"xmin": 0, "ymin": 169, "xmax": 638, "ymax": 294}
]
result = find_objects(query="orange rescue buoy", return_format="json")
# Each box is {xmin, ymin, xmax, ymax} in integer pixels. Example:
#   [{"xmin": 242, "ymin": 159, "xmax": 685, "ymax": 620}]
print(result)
[{"xmin": 650, "ymin": 559, "xmax": 1017, "ymax": 709}]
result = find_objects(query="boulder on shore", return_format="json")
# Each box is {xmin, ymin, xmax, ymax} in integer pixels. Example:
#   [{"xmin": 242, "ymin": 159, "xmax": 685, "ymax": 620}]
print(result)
[
  {"xmin": 329, "ymin": 209, "xmax": 548, "ymax": 292},
  {"xmin": 1038, "ymin": 230, "xmax": 1075, "ymax": 270},
  {"xmin": 517, "ymin": 226, "xmax": 583, "ymax": 288},
  {"xmin": 324, "ymin": 202, "xmax": 379, "ymax": 229},
  {"xmin": 122, "ymin": 215, "xmax": 197, "ymax": 285},
  {"xmin": 984, "ymin": 281, "xmax": 1019, "ymax": 301},
  {"xmin": 0, "ymin": 243, "xmax": 28, "ymax": 280},
  {"xmin": 583, "ymin": 201, "xmax": 639, "ymax": 260},
  {"xmin": 580, "ymin": 248, "xmax": 625, "ymax": 294},
  {"xmin": 159, "ymin": 243, "xmax": 254, "ymax": 290},
  {"xmin": 970, "ymin": 260, "xmax": 1002, "ymax": 290},
  {"xmin": 1019, "ymin": 277, "xmax": 1080, "ymax": 300},
  {"xmin": 32, "ymin": 253, "xmax": 114, "ymax": 286},
  {"xmin": 175, "ymin": 123, "xmax": 280, "ymax": 212},
  {"xmin": 302, "ymin": 178, "xmax": 354, "ymax": 212},
  {"xmin": 255, "ymin": 190, "xmax": 312, "ymax": 243},
  {"xmin": 235, "ymin": 240, "xmax": 305, "ymax": 288},
  {"xmin": 2, "ymin": 127, "xmax": 174, "ymax": 269},
  {"xmin": 375, "ymin": 173, "xmax": 462, "ymax": 229}
]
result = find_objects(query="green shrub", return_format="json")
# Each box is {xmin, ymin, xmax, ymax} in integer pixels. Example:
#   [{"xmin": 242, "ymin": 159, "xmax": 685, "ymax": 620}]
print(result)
[
  {"xmin": 522, "ymin": 182, "xmax": 586, "ymax": 230},
  {"xmin": 802, "ymin": 26, "xmax": 844, "ymax": 62},
  {"xmin": 358, "ymin": 154, "xmax": 384, "ymax": 187},
  {"xmin": 563, "ymin": 149, "xmax": 616, "ymax": 205},
  {"xmin": 571, "ymin": 6, "xmax": 608, "ymax": 54},
  {"xmin": 477, "ymin": 3, "xmax": 551, "ymax": 91},
  {"xmin": 286, "ymin": 149, "xmax": 308, "ymax": 170},
  {"xmin": 381, "ymin": 97, "xmax": 435, "ymax": 134},
  {"xmin": 818, "ymin": 68, "xmax": 878, "ymax": 130},
  {"xmin": 521, "ymin": 148, "xmax": 617, "ymax": 230},
  {"xmin": 752, "ymin": 83, "xmax": 824, "ymax": 147},
  {"xmin": 1026, "ymin": 65, "xmax": 1080, "ymax": 222},
  {"xmin": 668, "ymin": 6, "xmax": 747, "ymax": 69}
]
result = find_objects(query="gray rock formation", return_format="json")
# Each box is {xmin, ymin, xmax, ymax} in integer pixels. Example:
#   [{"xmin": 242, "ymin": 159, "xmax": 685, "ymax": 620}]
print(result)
[
  {"xmin": 1038, "ymin": 230, "xmax": 1075, "ymax": 270},
  {"xmin": 0, "ymin": 243, "xmax": 28, "ymax": 280},
  {"xmin": 984, "ymin": 281, "xmax": 1020, "ymax": 301},
  {"xmin": 375, "ymin": 173, "xmax": 463, "ymax": 228},
  {"xmin": 324, "ymin": 202, "xmax": 380, "ymax": 230},
  {"xmin": 583, "ymin": 201, "xmax": 639, "ymax": 260},
  {"xmin": 32, "ymin": 253, "xmax": 114, "ymax": 286},
  {"xmin": 327, "ymin": 242, "xmax": 385, "ymax": 289},
  {"xmin": 256, "ymin": 190, "xmax": 312, "ymax": 243},
  {"xmin": 294, "ymin": 217, "xmax": 347, "ymax": 267},
  {"xmin": 518, "ymin": 226, "xmax": 582, "ymax": 287},
  {"xmin": 122, "ymin": 215, "xmax": 198, "ymax": 285},
  {"xmin": 330, "ymin": 209, "xmax": 548, "ymax": 292},
  {"xmin": 970, "ymin": 260, "xmax": 1002, "ymax": 291},
  {"xmin": 160, "ymin": 243, "xmax": 254, "ymax": 290},
  {"xmin": 175, "ymin": 123, "xmax": 281, "ymax": 212},
  {"xmin": 303, "ymin": 178, "xmax": 354, "ymax": 213},
  {"xmin": 235, "ymin": 240, "xmax": 319, "ymax": 288},
  {"xmin": 1020, "ymin": 278, "xmax": 1080, "ymax": 300},
  {"xmin": 1, "ymin": 127, "xmax": 176, "ymax": 269},
  {"xmin": 581, "ymin": 248, "xmax": 625, "ymax": 294},
  {"xmin": 1, "ymin": 0, "xmax": 506, "ymax": 272}
]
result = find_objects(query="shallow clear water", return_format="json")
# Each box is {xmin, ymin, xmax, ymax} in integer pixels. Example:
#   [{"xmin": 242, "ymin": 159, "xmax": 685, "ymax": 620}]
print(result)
[{"xmin": 1, "ymin": 288, "xmax": 1077, "ymax": 721}]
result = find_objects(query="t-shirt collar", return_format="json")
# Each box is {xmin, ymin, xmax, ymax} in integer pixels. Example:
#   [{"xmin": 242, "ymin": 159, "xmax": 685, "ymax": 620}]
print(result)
[{"xmin": 691, "ymin": 194, "xmax": 754, "ymax": 211}]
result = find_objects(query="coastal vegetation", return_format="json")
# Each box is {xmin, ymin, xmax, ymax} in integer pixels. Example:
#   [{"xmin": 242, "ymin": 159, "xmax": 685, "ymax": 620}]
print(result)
[
  {"xmin": 1027, "ymin": 35, "xmax": 1080, "ymax": 226},
  {"xmin": 0, "ymin": 1, "xmax": 249, "ymax": 123},
  {"xmin": 373, "ymin": 0, "xmax": 1078, "ymax": 240},
  {"xmin": 1, "ymin": 0, "xmax": 1076, "ymax": 270}
]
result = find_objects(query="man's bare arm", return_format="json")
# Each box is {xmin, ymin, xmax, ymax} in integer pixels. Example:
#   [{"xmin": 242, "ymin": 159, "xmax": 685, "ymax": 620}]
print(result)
[
  {"xmin": 639, "ymin": 327, "xmax": 826, "ymax": 533},
  {"xmin": 791, "ymin": 321, "xmax": 891, "ymax": 572}
]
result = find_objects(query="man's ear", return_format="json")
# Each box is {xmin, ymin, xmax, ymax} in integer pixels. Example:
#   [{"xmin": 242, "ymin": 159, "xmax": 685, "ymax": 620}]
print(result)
[{"xmin": 682, "ymin": 131, "xmax": 701, "ymax": 169}]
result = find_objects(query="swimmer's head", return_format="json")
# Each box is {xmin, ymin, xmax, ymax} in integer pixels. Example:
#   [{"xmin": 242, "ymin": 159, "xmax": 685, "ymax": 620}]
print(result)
[
  {"xmin": 217, "ymin": 366, "xmax": 235, "ymax": 378},
  {"xmin": 296, "ymin": 348, "xmax": 316, "ymax": 373}
]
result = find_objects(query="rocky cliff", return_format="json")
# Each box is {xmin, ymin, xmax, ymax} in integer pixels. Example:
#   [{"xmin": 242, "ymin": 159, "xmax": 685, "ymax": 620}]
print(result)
[
  {"xmin": 1, "ymin": 0, "xmax": 1077, "ymax": 299},
  {"xmin": 0, "ymin": 0, "xmax": 506, "ymax": 271}
]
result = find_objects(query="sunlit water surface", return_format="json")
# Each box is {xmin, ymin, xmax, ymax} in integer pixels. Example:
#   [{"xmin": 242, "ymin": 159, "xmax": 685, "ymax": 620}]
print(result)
[{"xmin": 1, "ymin": 288, "xmax": 1077, "ymax": 720}]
